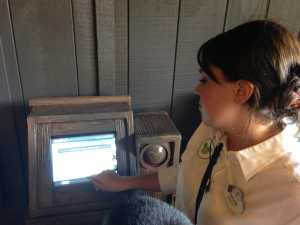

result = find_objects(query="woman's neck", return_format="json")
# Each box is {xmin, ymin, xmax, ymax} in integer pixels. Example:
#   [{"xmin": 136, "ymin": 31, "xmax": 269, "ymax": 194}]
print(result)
[{"xmin": 226, "ymin": 120, "xmax": 283, "ymax": 151}]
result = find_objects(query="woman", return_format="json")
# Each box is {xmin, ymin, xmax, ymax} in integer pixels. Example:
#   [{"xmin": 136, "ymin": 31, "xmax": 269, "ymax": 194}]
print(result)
[{"xmin": 90, "ymin": 20, "xmax": 300, "ymax": 224}]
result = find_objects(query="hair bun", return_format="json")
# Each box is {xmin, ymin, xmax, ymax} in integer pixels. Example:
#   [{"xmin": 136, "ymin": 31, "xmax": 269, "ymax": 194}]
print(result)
[{"xmin": 284, "ymin": 72, "xmax": 300, "ymax": 110}]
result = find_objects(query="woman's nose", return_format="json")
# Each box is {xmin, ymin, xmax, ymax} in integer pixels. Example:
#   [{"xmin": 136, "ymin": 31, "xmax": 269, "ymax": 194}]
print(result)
[{"xmin": 194, "ymin": 83, "xmax": 202, "ymax": 95}]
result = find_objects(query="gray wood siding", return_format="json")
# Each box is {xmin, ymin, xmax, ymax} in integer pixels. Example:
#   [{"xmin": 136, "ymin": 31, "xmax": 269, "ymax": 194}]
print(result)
[
  {"xmin": 172, "ymin": 0, "xmax": 228, "ymax": 135},
  {"xmin": 129, "ymin": 0, "xmax": 179, "ymax": 112},
  {"xmin": 0, "ymin": 0, "xmax": 299, "ymax": 223}
]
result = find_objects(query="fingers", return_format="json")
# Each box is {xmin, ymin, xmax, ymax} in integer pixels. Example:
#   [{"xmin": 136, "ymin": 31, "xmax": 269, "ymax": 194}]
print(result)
[
  {"xmin": 88, "ymin": 170, "xmax": 120, "ymax": 192},
  {"xmin": 89, "ymin": 174, "xmax": 104, "ymax": 191}
]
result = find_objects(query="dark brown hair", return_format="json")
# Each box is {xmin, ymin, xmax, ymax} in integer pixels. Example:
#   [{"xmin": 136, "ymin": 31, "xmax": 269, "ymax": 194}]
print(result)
[{"xmin": 198, "ymin": 20, "xmax": 300, "ymax": 128}]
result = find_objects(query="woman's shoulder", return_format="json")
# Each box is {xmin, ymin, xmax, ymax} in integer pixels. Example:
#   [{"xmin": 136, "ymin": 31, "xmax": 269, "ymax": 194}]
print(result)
[{"xmin": 182, "ymin": 123, "xmax": 222, "ymax": 160}]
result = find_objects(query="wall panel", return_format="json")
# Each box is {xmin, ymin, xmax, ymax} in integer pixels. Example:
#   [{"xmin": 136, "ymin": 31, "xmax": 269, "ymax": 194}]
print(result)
[
  {"xmin": 72, "ymin": 0, "xmax": 98, "ymax": 96},
  {"xmin": 224, "ymin": 0, "xmax": 268, "ymax": 31},
  {"xmin": 0, "ymin": 0, "xmax": 28, "ymax": 164},
  {"xmin": 96, "ymin": 0, "xmax": 116, "ymax": 95},
  {"xmin": 0, "ymin": 0, "xmax": 27, "ymax": 214},
  {"xmin": 129, "ymin": 0, "xmax": 179, "ymax": 112},
  {"xmin": 115, "ymin": 0, "xmax": 129, "ymax": 95},
  {"xmin": 267, "ymin": 0, "xmax": 300, "ymax": 36},
  {"xmin": 0, "ymin": 22, "xmax": 26, "ymax": 216},
  {"xmin": 172, "ymin": 0, "xmax": 227, "ymax": 136},
  {"xmin": 10, "ymin": 0, "xmax": 78, "ymax": 102}
]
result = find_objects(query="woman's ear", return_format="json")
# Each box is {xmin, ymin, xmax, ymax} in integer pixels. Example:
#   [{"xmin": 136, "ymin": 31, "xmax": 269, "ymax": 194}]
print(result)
[{"xmin": 233, "ymin": 80, "xmax": 254, "ymax": 104}]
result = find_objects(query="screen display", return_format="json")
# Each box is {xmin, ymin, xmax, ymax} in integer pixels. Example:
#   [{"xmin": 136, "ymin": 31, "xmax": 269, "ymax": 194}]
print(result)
[{"xmin": 50, "ymin": 132, "xmax": 117, "ymax": 186}]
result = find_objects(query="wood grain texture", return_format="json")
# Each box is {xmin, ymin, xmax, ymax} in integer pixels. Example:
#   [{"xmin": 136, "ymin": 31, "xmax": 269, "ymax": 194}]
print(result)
[
  {"xmin": 134, "ymin": 111, "xmax": 181, "ymax": 203},
  {"xmin": 72, "ymin": 0, "xmax": 98, "ymax": 96},
  {"xmin": 0, "ymin": 0, "xmax": 28, "ymax": 186},
  {"xmin": 0, "ymin": 1, "xmax": 27, "ymax": 212},
  {"xmin": 0, "ymin": 71, "xmax": 26, "ymax": 210},
  {"xmin": 29, "ymin": 95, "xmax": 131, "ymax": 107},
  {"xmin": 172, "ymin": 0, "xmax": 227, "ymax": 136},
  {"xmin": 10, "ymin": 0, "xmax": 78, "ymax": 101},
  {"xmin": 25, "ymin": 208, "xmax": 110, "ymax": 225},
  {"xmin": 267, "ymin": 0, "xmax": 300, "ymax": 36},
  {"xmin": 36, "ymin": 124, "xmax": 53, "ymax": 208},
  {"xmin": 115, "ymin": 0, "xmax": 129, "ymax": 95},
  {"xmin": 96, "ymin": 0, "xmax": 116, "ymax": 95},
  {"xmin": 224, "ymin": 0, "xmax": 269, "ymax": 31},
  {"xmin": 129, "ymin": 0, "xmax": 179, "ymax": 112},
  {"xmin": 27, "ymin": 98, "xmax": 136, "ymax": 220},
  {"xmin": 134, "ymin": 111, "xmax": 180, "ymax": 135}
]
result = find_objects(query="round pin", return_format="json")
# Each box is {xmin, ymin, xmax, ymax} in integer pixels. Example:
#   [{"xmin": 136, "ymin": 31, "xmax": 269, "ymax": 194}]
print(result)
[{"xmin": 224, "ymin": 184, "xmax": 244, "ymax": 215}]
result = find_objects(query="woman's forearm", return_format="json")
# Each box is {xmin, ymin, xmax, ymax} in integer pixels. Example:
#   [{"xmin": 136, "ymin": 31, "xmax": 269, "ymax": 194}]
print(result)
[
  {"xmin": 125, "ymin": 172, "xmax": 161, "ymax": 192},
  {"xmin": 89, "ymin": 170, "xmax": 161, "ymax": 192}
]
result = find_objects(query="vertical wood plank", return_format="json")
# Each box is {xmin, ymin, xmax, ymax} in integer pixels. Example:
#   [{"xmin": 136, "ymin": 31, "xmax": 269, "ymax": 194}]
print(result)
[
  {"xmin": 224, "ymin": 0, "xmax": 269, "ymax": 31},
  {"xmin": 129, "ymin": 0, "xmax": 179, "ymax": 112},
  {"xmin": 115, "ymin": 0, "xmax": 129, "ymax": 95},
  {"xmin": 0, "ymin": 0, "xmax": 27, "ymax": 213},
  {"xmin": 10, "ymin": 0, "xmax": 78, "ymax": 102},
  {"xmin": 37, "ymin": 124, "xmax": 53, "ymax": 208},
  {"xmin": 0, "ymin": 29, "xmax": 27, "ymax": 210},
  {"xmin": 96, "ymin": 0, "xmax": 116, "ymax": 95},
  {"xmin": 0, "ymin": 0, "xmax": 24, "ymax": 108},
  {"xmin": 172, "ymin": 0, "xmax": 227, "ymax": 136},
  {"xmin": 72, "ymin": 0, "xmax": 98, "ymax": 96},
  {"xmin": 0, "ymin": 0, "xmax": 28, "ymax": 175},
  {"xmin": 267, "ymin": 0, "xmax": 300, "ymax": 36}
]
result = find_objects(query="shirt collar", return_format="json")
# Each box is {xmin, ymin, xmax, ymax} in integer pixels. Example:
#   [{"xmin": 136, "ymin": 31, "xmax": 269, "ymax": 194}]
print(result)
[
  {"xmin": 217, "ymin": 125, "xmax": 299, "ymax": 182},
  {"xmin": 236, "ymin": 125, "xmax": 299, "ymax": 181}
]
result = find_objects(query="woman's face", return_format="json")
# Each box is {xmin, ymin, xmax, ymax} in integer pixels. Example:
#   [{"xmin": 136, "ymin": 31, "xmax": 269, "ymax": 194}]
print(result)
[{"xmin": 195, "ymin": 66, "xmax": 239, "ymax": 130}]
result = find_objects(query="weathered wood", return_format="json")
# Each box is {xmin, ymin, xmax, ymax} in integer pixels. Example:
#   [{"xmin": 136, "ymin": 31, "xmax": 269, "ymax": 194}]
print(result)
[
  {"xmin": 0, "ymin": 0, "xmax": 27, "ymax": 214},
  {"xmin": 25, "ymin": 208, "xmax": 110, "ymax": 225},
  {"xmin": 129, "ymin": 0, "xmax": 179, "ymax": 112},
  {"xmin": 115, "ymin": 0, "xmax": 129, "ymax": 95},
  {"xmin": 224, "ymin": 0, "xmax": 269, "ymax": 31},
  {"xmin": 9, "ymin": 0, "xmax": 78, "ymax": 101},
  {"xmin": 29, "ymin": 95, "xmax": 131, "ymax": 107},
  {"xmin": 96, "ymin": 0, "xmax": 116, "ymax": 95},
  {"xmin": 27, "ymin": 96, "xmax": 136, "ymax": 221},
  {"xmin": 72, "ymin": 0, "xmax": 98, "ymax": 96},
  {"xmin": 134, "ymin": 111, "xmax": 181, "ymax": 203},
  {"xmin": 0, "ymin": 0, "xmax": 28, "ymax": 194},
  {"xmin": 267, "ymin": 0, "xmax": 300, "ymax": 36},
  {"xmin": 172, "ymin": 0, "xmax": 227, "ymax": 136},
  {"xmin": 28, "ymin": 96, "xmax": 131, "ymax": 116}
]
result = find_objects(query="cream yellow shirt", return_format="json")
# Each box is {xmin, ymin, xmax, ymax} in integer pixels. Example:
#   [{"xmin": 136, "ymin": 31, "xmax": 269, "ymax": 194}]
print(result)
[{"xmin": 158, "ymin": 123, "xmax": 300, "ymax": 225}]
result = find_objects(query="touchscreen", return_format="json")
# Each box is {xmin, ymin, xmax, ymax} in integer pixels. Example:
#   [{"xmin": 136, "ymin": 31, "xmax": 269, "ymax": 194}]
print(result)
[{"xmin": 50, "ymin": 132, "xmax": 116, "ymax": 186}]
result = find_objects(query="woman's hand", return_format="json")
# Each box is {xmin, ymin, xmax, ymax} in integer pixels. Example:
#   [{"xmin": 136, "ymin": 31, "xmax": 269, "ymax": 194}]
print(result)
[
  {"xmin": 89, "ymin": 170, "xmax": 127, "ymax": 192},
  {"xmin": 89, "ymin": 170, "xmax": 161, "ymax": 193}
]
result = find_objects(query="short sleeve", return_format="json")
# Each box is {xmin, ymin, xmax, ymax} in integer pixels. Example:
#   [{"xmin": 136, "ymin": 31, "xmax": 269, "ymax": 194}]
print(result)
[{"xmin": 158, "ymin": 163, "xmax": 181, "ymax": 195}]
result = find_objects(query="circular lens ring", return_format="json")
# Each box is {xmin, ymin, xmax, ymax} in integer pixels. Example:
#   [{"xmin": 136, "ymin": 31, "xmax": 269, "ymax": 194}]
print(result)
[{"xmin": 139, "ymin": 143, "xmax": 171, "ymax": 170}]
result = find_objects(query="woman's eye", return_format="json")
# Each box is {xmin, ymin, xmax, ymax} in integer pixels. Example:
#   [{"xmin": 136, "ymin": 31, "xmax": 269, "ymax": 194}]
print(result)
[{"xmin": 199, "ymin": 79, "xmax": 207, "ymax": 84}]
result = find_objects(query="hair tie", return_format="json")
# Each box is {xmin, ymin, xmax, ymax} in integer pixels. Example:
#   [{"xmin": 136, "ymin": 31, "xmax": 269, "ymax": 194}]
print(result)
[
  {"xmin": 285, "ymin": 73, "xmax": 300, "ymax": 110},
  {"xmin": 288, "ymin": 92, "xmax": 300, "ymax": 109}
]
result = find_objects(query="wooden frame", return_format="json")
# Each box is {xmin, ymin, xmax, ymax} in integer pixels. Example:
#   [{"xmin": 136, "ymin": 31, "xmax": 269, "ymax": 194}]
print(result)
[{"xmin": 27, "ymin": 96, "xmax": 136, "ymax": 224}]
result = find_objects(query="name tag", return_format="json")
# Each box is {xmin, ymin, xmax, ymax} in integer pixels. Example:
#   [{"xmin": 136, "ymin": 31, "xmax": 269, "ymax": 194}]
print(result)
[{"xmin": 224, "ymin": 184, "xmax": 244, "ymax": 215}]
